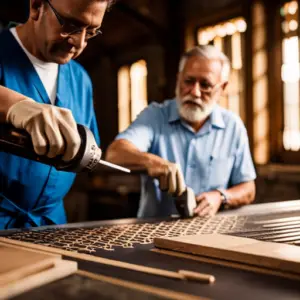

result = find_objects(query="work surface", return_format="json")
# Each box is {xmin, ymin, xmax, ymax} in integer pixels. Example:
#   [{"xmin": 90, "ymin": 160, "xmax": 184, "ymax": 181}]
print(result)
[{"xmin": 1, "ymin": 200, "xmax": 300, "ymax": 300}]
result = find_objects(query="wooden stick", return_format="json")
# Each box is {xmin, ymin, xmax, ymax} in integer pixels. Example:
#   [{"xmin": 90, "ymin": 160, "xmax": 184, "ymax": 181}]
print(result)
[
  {"xmin": 77, "ymin": 270, "xmax": 209, "ymax": 300},
  {"xmin": 178, "ymin": 270, "xmax": 215, "ymax": 284},
  {"xmin": 151, "ymin": 248, "xmax": 300, "ymax": 282},
  {"xmin": 0, "ymin": 238, "xmax": 213, "ymax": 283}
]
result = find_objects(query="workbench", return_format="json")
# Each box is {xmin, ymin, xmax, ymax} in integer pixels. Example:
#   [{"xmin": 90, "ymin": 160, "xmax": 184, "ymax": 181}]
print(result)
[{"xmin": 1, "ymin": 200, "xmax": 300, "ymax": 300}]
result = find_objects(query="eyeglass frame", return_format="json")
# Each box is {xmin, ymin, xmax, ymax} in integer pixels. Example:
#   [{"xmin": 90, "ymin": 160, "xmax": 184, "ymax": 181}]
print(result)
[
  {"xmin": 44, "ymin": 0, "xmax": 102, "ymax": 40},
  {"xmin": 182, "ymin": 77, "xmax": 225, "ymax": 95}
]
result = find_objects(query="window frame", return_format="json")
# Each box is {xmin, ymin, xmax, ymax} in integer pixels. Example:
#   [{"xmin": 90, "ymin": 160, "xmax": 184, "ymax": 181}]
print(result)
[
  {"xmin": 117, "ymin": 59, "xmax": 148, "ymax": 133},
  {"xmin": 269, "ymin": 0, "xmax": 300, "ymax": 164}
]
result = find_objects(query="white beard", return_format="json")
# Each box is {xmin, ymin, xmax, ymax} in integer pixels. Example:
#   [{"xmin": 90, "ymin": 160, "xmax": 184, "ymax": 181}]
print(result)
[{"xmin": 175, "ymin": 88, "xmax": 216, "ymax": 123}]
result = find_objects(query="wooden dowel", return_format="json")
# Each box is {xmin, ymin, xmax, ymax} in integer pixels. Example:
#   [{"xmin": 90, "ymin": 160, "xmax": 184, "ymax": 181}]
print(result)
[
  {"xmin": 178, "ymin": 270, "xmax": 215, "ymax": 284},
  {"xmin": 0, "ymin": 238, "xmax": 213, "ymax": 283},
  {"xmin": 77, "ymin": 270, "xmax": 207, "ymax": 300}
]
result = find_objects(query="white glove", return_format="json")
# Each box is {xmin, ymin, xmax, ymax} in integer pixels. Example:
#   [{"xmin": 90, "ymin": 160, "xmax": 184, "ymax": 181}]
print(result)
[
  {"xmin": 6, "ymin": 99, "xmax": 81, "ymax": 161},
  {"xmin": 159, "ymin": 162, "xmax": 186, "ymax": 196},
  {"xmin": 147, "ymin": 159, "xmax": 186, "ymax": 196}
]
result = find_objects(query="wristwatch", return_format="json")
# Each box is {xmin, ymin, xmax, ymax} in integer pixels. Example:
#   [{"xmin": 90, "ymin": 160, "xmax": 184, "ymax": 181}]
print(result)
[{"xmin": 216, "ymin": 188, "xmax": 230, "ymax": 206}]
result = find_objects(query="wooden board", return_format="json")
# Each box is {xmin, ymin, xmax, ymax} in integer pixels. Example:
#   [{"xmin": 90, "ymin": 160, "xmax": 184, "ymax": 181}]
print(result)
[
  {"xmin": 154, "ymin": 234, "xmax": 300, "ymax": 275},
  {"xmin": 0, "ymin": 243, "xmax": 61, "ymax": 286},
  {"xmin": 0, "ymin": 242, "xmax": 77, "ymax": 299}
]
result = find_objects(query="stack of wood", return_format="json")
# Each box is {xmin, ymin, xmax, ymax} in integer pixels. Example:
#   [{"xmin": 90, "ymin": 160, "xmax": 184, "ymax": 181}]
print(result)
[{"xmin": 0, "ymin": 242, "xmax": 77, "ymax": 299}]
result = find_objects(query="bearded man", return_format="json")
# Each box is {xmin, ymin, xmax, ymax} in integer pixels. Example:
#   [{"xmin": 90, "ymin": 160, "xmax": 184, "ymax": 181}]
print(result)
[{"xmin": 106, "ymin": 45, "xmax": 256, "ymax": 218}]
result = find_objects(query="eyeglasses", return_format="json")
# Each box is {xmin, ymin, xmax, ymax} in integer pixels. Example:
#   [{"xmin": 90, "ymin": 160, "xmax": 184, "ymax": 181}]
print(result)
[
  {"xmin": 45, "ymin": 0, "xmax": 102, "ymax": 40},
  {"xmin": 183, "ymin": 78, "xmax": 223, "ymax": 94}
]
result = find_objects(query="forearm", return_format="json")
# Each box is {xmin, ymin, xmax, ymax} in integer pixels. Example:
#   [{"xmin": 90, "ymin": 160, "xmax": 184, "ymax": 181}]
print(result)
[
  {"xmin": 105, "ymin": 139, "xmax": 156, "ymax": 170},
  {"xmin": 0, "ymin": 85, "xmax": 28, "ymax": 122},
  {"xmin": 106, "ymin": 139, "xmax": 186, "ymax": 196},
  {"xmin": 225, "ymin": 181, "xmax": 256, "ymax": 207}
]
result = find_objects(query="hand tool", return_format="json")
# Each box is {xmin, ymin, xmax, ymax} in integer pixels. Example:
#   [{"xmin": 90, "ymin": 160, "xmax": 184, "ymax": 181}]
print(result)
[
  {"xmin": 0, "ymin": 123, "xmax": 130, "ymax": 173},
  {"xmin": 175, "ymin": 187, "xmax": 197, "ymax": 218}
]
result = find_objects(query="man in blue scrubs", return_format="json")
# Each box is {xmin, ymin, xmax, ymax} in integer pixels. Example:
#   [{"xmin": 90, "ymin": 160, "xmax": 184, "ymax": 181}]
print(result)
[
  {"xmin": 0, "ymin": 0, "xmax": 113, "ymax": 229},
  {"xmin": 106, "ymin": 45, "xmax": 256, "ymax": 218}
]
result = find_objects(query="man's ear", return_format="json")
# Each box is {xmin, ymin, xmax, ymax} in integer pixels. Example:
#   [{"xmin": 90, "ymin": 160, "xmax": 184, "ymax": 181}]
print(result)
[{"xmin": 30, "ymin": 0, "xmax": 44, "ymax": 21}]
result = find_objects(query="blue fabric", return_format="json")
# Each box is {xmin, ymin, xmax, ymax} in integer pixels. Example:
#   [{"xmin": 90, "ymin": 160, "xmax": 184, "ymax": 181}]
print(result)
[
  {"xmin": 0, "ymin": 29, "xmax": 100, "ymax": 229},
  {"xmin": 117, "ymin": 99, "xmax": 256, "ymax": 218}
]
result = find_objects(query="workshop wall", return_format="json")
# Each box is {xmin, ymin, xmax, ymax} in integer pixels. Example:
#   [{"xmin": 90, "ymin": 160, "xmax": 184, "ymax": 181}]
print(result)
[{"xmin": 2, "ymin": 0, "xmax": 300, "ymax": 223}]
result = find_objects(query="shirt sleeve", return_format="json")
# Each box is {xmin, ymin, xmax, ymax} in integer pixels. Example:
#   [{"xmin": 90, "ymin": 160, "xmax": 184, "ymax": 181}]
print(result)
[
  {"xmin": 90, "ymin": 114, "xmax": 100, "ymax": 146},
  {"xmin": 116, "ymin": 104, "xmax": 161, "ymax": 152},
  {"xmin": 229, "ymin": 125, "xmax": 256, "ymax": 186},
  {"xmin": 87, "ymin": 84, "xmax": 100, "ymax": 146},
  {"xmin": 80, "ymin": 70, "xmax": 100, "ymax": 147}
]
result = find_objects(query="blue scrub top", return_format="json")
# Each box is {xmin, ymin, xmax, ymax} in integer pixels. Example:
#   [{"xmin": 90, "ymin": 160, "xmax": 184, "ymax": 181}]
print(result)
[{"xmin": 0, "ymin": 30, "xmax": 100, "ymax": 229}]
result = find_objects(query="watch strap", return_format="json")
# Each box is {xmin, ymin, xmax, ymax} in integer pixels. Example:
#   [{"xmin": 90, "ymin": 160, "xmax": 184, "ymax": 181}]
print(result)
[{"xmin": 216, "ymin": 188, "xmax": 229, "ymax": 205}]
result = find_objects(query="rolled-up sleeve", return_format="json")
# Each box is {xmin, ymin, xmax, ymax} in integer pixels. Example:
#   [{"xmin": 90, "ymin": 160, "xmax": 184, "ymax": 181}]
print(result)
[
  {"xmin": 229, "ymin": 126, "xmax": 256, "ymax": 186},
  {"xmin": 116, "ymin": 104, "xmax": 160, "ymax": 152}
]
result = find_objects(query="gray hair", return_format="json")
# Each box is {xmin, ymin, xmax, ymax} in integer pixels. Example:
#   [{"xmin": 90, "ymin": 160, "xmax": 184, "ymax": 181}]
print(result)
[{"xmin": 178, "ymin": 45, "xmax": 231, "ymax": 82}]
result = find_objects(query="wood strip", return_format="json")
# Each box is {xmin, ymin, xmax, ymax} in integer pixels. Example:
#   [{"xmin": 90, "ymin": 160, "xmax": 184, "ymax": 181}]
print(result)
[
  {"xmin": 259, "ymin": 232, "xmax": 300, "ymax": 241},
  {"xmin": 262, "ymin": 224, "xmax": 300, "ymax": 230},
  {"xmin": 0, "ymin": 241, "xmax": 61, "ymax": 258},
  {"xmin": 178, "ymin": 270, "xmax": 215, "ymax": 284},
  {"xmin": 151, "ymin": 248, "xmax": 300, "ymax": 282},
  {"xmin": 232, "ymin": 227, "xmax": 300, "ymax": 238},
  {"xmin": 0, "ymin": 238, "xmax": 207, "ymax": 283},
  {"xmin": 0, "ymin": 260, "xmax": 77, "ymax": 300},
  {"xmin": 154, "ymin": 234, "xmax": 300, "ymax": 275},
  {"xmin": 263, "ymin": 221, "xmax": 300, "ymax": 228},
  {"xmin": 77, "ymin": 270, "xmax": 208, "ymax": 300},
  {"xmin": 253, "ymin": 216, "xmax": 300, "ymax": 225},
  {"xmin": 272, "ymin": 236, "xmax": 300, "ymax": 243}
]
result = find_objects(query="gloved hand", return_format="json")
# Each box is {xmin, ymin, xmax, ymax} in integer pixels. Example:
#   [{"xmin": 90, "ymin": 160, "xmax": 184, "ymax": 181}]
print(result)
[
  {"xmin": 6, "ymin": 99, "xmax": 81, "ymax": 161},
  {"xmin": 147, "ymin": 156, "xmax": 186, "ymax": 196}
]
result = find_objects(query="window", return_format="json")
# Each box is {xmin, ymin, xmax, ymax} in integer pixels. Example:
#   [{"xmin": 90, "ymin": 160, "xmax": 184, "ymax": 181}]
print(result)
[
  {"xmin": 197, "ymin": 17, "xmax": 247, "ymax": 122},
  {"xmin": 280, "ymin": 1, "xmax": 300, "ymax": 151},
  {"xmin": 118, "ymin": 60, "xmax": 148, "ymax": 132},
  {"xmin": 252, "ymin": 1, "xmax": 269, "ymax": 164}
]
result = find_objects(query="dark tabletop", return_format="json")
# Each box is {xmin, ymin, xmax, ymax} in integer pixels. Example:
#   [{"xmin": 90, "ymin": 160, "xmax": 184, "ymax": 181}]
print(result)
[{"xmin": 3, "ymin": 200, "xmax": 300, "ymax": 300}]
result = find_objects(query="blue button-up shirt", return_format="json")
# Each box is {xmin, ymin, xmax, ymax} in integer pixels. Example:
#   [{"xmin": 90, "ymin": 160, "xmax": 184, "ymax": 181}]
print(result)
[{"xmin": 117, "ymin": 99, "xmax": 256, "ymax": 218}]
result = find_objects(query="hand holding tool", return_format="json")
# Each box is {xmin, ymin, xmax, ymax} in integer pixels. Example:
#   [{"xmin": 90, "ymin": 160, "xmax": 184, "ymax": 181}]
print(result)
[
  {"xmin": 175, "ymin": 186, "xmax": 197, "ymax": 218},
  {"xmin": 0, "ymin": 123, "xmax": 130, "ymax": 173}
]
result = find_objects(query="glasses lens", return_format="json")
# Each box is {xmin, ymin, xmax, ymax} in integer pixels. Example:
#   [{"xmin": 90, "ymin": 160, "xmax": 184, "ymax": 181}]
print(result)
[
  {"xmin": 61, "ymin": 27, "xmax": 102, "ymax": 40},
  {"xmin": 61, "ymin": 23, "xmax": 79, "ymax": 35}
]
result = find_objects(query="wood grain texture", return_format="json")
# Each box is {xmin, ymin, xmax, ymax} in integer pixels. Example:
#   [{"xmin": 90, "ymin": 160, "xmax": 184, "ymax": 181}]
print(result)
[
  {"xmin": 0, "ymin": 243, "xmax": 60, "ymax": 286},
  {"xmin": 0, "ymin": 237, "xmax": 213, "ymax": 283},
  {"xmin": 154, "ymin": 234, "xmax": 300, "ymax": 275},
  {"xmin": 151, "ymin": 248, "xmax": 300, "ymax": 281},
  {"xmin": 78, "ymin": 270, "xmax": 209, "ymax": 300},
  {"xmin": 0, "ymin": 242, "xmax": 77, "ymax": 300},
  {"xmin": 1, "ymin": 260, "xmax": 77, "ymax": 300}
]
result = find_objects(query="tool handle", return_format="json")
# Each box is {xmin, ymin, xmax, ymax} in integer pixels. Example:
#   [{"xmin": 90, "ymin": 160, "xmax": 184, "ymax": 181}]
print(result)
[{"xmin": 0, "ymin": 123, "xmax": 86, "ymax": 172}]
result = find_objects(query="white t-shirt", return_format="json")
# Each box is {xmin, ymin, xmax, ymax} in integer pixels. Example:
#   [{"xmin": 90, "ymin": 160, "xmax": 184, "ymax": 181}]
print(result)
[{"xmin": 10, "ymin": 27, "xmax": 59, "ymax": 105}]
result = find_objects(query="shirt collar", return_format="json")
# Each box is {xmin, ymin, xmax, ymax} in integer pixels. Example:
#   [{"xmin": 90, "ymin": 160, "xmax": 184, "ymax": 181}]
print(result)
[
  {"xmin": 168, "ymin": 99, "xmax": 225, "ymax": 129},
  {"xmin": 210, "ymin": 105, "xmax": 225, "ymax": 129},
  {"xmin": 168, "ymin": 99, "xmax": 181, "ymax": 123}
]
